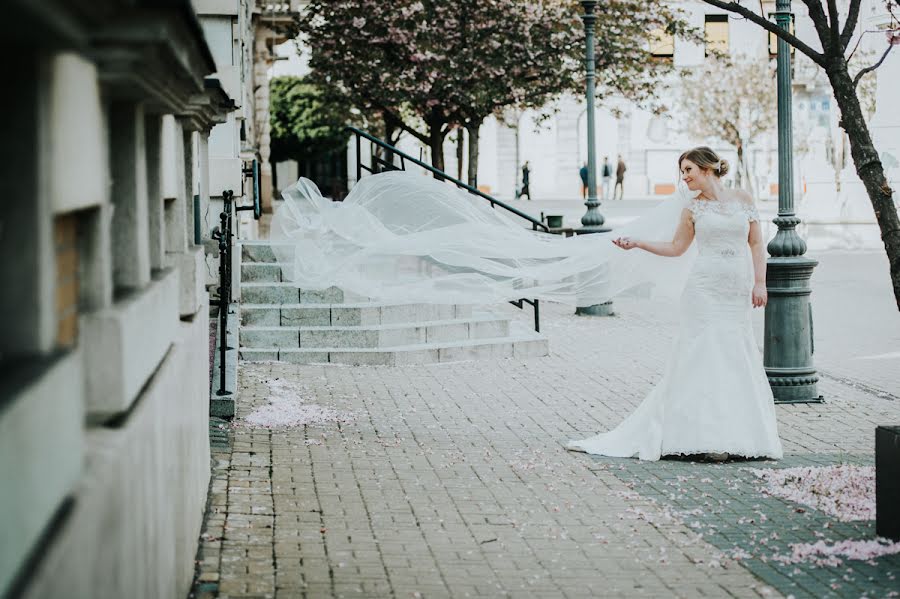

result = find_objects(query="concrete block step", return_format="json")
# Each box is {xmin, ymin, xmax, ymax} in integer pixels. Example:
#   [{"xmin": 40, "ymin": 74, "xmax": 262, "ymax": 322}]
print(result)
[
  {"xmin": 240, "ymin": 316, "xmax": 511, "ymax": 349},
  {"xmin": 241, "ymin": 262, "xmax": 290, "ymax": 283},
  {"xmin": 241, "ymin": 302, "xmax": 475, "ymax": 327},
  {"xmin": 241, "ymin": 242, "xmax": 293, "ymax": 264},
  {"xmin": 238, "ymin": 331, "xmax": 549, "ymax": 365},
  {"xmin": 241, "ymin": 282, "xmax": 345, "ymax": 304}
]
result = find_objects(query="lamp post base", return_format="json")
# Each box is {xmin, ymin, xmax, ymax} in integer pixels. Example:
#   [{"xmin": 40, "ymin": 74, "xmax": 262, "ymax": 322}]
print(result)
[
  {"xmin": 576, "ymin": 301, "xmax": 614, "ymax": 317},
  {"xmin": 575, "ymin": 226, "xmax": 612, "ymax": 235},
  {"xmin": 573, "ymin": 225, "xmax": 613, "ymax": 316},
  {"xmin": 764, "ymin": 256, "xmax": 822, "ymax": 404}
]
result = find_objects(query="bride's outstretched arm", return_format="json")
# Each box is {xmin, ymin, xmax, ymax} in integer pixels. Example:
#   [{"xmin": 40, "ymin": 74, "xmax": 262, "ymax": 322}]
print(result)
[{"xmin": 613, "ymin": 208, "xmax": 694, "ymax": 257}]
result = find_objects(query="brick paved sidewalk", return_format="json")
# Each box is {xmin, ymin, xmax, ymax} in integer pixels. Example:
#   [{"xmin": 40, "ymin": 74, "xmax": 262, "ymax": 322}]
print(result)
[{"xmin": 191, "ymin": 268, "xmax": 900, "ymax": 599}]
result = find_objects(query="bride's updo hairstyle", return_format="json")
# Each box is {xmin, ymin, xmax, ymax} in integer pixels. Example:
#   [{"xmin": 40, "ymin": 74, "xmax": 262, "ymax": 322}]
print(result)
[{"xmin": 679, "ymin": 146, "xmax": 729, "ymax": 177}]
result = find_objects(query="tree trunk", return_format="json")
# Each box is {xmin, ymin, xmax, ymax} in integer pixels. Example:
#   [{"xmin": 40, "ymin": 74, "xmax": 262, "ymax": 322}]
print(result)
[
  {"xmin": 827, "ymin": 62, "xmax": 900, "ymax": 309},
  {"xmin": 427, "ymin": 117, "xmax": 446, "ymax": 177},
  {"xmin": 735, "ymin": 143, "xmax": 744, "ymax": 189},
  {"xmin": 383, "ymin": 113, "xmax": 397, "ymax": 168},
  {"xmin": 466, "ymin": 122, "xmax": 480, "ymax": 188},
  {"xmin": 456, "ymin": 128, "xmax": 465, "ymax": 181}
]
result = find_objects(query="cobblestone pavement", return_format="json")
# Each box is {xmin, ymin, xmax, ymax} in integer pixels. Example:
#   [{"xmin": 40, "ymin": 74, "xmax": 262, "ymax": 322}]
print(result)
[{"xmin": 191, "ymin": 252, "xmax": 900, "ymax": 599}]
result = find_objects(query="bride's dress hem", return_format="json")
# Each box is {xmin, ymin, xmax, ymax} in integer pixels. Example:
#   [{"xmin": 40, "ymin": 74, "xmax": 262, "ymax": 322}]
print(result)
[{"xmin": 565, "ymin": 440, "xmax": 782, "ymax": 462}]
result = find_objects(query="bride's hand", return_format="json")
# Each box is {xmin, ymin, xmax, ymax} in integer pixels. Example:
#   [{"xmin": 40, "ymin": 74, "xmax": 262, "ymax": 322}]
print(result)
[
  {"xmin": 752, "ymin": 283, "xmax": 768, "ymax": 308},
  {"xmin": 613, "ymin": 237, "xmax": 638, "ymax": 250}
]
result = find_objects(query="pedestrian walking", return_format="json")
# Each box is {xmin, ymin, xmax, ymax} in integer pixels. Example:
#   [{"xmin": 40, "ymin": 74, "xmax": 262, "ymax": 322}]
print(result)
[
  {"xmin": 615, "ymin": 154, "xmax": 627, "ymax": 200},
  {"xmin": 579, "ymin": 162, "xmax": 589, "ymax": 199},
  {"xmin": 601, "ymin": 156, "xmax": 612, "ymax": 200},
  {"xmin": 517, "ymin": 161, "xmax": 531, "ymax": 200}
]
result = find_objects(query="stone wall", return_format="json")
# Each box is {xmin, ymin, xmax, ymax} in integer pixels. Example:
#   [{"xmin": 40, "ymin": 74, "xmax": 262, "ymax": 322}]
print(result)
[{"xmin": 0, "ymin": 2, "xmax": 232, "ymax": 596}]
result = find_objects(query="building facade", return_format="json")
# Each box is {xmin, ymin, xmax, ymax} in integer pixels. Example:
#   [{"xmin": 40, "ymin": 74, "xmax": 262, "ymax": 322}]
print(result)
[
  {"xmin": 0, "ymin": 1, "xmax": 281, "ymax": 596},
  {"xmin": 369, "ymin": 0, "xmax": 898, "ymax": 218}
]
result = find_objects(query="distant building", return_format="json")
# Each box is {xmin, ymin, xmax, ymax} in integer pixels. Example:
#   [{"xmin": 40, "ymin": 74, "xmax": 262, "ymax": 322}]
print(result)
[
  {"xmin": 463, "ymin": 0, "xmax": 895, "ymax": 204},
  {"xmin": 347, "ymin": 0, "xmax": 897, "ymax": 213}
]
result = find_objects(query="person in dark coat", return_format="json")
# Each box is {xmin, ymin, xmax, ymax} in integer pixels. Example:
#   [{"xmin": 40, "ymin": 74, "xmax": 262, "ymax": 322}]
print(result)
[
  {"xmin": 615, "ymin": 154, "xmax": 627, "ymax": 200},
  {"xmin": 601, "ymin": 156, "xmax": 612, "ymax": 200},
  {"xmin": 517, "ymin": 161, "xmax": 531, "ymax": 200}
]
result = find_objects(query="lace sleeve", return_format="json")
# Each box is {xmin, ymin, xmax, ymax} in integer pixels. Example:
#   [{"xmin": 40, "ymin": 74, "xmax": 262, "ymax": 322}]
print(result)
[
  {"xmin": 687, "ymin": 199, "xmax": 704, "ymax": 221},
  {"xmin": 742, "ymin": 199, "xmax": 760, "ymax": 223}
]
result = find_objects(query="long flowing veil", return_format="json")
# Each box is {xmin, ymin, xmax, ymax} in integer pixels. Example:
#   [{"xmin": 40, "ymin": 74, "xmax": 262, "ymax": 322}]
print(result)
[{"xmin": 270, "ymin": 171, "xmax": 696, "ymax": 307}]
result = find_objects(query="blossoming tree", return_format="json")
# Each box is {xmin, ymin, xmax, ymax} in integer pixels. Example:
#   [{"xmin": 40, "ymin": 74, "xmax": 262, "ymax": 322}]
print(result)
[{"xmin": 298, "ymin": 0, "xmax": 694, "ymax": 185}]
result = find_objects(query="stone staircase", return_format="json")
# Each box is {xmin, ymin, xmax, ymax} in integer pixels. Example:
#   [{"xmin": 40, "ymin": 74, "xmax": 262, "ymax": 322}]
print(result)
[{"xmin": 238, "ymin": 241, "xmax": 549, "ymax": 365}]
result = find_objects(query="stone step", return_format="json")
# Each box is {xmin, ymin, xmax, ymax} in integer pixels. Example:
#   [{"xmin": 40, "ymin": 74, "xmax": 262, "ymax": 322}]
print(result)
[
  {"xmin": 240, "ymin": 316, "xmax": 511, "ymax": 349},
  {"xmin": 241, "ymin": 302, "xmax": 474, "ymax": 327},
  {"xmin": 241, "ymin": 242, "xmax": 293, "ymax": 264},
  {"xmin": 241, "ymin": 262, "xmax": 289, "ymax": 283},
  {"xmin": 241, "ymin": 282, "xmax": 345, "ymax": 304},
  {"xmin": 238, "ymin": 331, "xmax": 549, "ymax": 365}
]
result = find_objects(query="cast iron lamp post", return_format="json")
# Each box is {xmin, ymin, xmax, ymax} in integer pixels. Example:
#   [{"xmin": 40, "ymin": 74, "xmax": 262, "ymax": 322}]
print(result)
[
  {"xmin": 763, "ymin": 0, "xmax": 822, "ymax": 403},
  {"xmin": 578, "ymin": 0, "xmax": 606, "ymax": 232},
  {"xmin": 575, "ymin": 0, "xmax": 614, "ymax": 316}
]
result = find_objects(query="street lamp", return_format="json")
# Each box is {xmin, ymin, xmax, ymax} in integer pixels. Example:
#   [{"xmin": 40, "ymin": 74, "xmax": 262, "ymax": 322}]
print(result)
[
  {"xmin": 575, "ymin": 0, "xmax": 613, "ymax": 316},
  {"xmin": 578, "ymin": 0, "xmax": 606, "ymax": 232},
  {"xmin": 763, "ymin": 0, "xmax": 822, "ymax": 403}
]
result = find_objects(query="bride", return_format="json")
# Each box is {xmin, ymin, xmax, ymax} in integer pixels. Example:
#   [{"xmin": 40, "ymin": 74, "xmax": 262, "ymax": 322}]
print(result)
[
  {"xmin": 566, "ymin": 147, "xmax": 783, "ymax": 461},
  {"xmin": 270, "ymin": 146, "xmax": 783, "ymax": 462}
]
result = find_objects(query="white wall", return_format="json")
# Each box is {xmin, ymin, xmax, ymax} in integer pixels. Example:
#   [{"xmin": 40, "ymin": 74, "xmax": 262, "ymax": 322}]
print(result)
[{"xmin": 2, "ymin": 4, "xmax": 224, "ymax": 595}]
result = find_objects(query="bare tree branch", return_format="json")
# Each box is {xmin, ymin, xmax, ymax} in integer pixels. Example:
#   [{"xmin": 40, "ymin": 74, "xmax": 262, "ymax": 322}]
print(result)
[
  {"xmin": 701, "ymin": 0, "xmax": 826, "ymax": 65},
  {"xmin": 840, "ymin": 0, "xmax": 862, "ymax": 51},
  {"xmin": 846, "ymin": 29, "xmax": 865, "ymax": 63},
  {"xmin": 799, "ymin": 0, "xmax": 837, "ymax": 53},
  {"xmin": 374, "ymin": 101, "xmax": 429, "ymax": 145},
  {"xmin": 853, "ymin": 42, "xmax": 896, "ymax": 87},
  {"xmin": 826, "ymin": 0, "xmax": 841, "ymax": 46}
]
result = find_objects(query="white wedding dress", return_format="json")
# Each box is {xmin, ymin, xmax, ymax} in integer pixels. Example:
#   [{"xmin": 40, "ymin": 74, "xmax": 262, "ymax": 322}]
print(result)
[{"xmin": 566, "ymin": 196, "xmax": 784, "ymax": 461}]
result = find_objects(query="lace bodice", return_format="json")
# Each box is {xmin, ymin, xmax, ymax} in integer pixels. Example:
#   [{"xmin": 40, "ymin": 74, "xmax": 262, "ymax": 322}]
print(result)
[{"xmin": 688, "ymin": 197, "xmax": 759, "ymax": 258}]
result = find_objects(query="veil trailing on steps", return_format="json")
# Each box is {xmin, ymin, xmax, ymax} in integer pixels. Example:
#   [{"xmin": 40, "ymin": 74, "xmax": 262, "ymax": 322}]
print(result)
[{"xmin": 270, "ymin": 171, "xmax": 697, "ymax": 307}]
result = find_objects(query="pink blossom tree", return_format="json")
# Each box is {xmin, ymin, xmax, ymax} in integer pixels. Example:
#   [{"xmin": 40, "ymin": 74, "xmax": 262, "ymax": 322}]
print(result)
[{"xmin": 298, "ymin": 0, "xmax": 694, "ymax": 184}]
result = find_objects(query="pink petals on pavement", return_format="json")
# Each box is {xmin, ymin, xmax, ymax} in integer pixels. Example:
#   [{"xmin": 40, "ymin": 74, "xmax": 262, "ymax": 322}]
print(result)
[
  {"xmin": 747, "ymin": 464, "xmax": 875, "ymax": 521},
  {"xmin": 774, "ymin": 539, "xmax": 900, "ymax": 567},
  {"xmin": 244, "ymin": 401, "xmax": 355, "ymax": 429},
  {"xmin": 241, "ymin": 374, "xmax": 355, "ymax": 429}
]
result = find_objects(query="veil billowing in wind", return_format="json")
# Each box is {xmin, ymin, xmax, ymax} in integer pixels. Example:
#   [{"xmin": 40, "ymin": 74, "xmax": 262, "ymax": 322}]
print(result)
[{"xmin": 270, "ymin": 171, "xmax": 696, "ymax": 307}]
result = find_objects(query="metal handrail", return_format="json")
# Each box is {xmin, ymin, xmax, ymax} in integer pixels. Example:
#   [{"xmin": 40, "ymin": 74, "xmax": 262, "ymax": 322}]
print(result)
[
  {"xmin": 237, "ymin": 161, "xmax": 262, "ymax": 219},
  {"xmin": 347, "ymin": 126, "xmax": 543, "ymax": 332},
  {"xmin": 212, "ymin": 191, "xmax": 235, "ymax": 396},
  {"xmin": 346, "ymin": 126, "xmax": 550, "ymax": 233}
]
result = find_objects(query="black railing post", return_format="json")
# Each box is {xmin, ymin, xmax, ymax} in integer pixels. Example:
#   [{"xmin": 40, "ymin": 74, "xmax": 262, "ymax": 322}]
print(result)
[
  {"xmin": 216, "ymin": 210, "xmax": 229, "ymax": 396},
  {"xmin": 193, "ymin": 194, "xmax": 201, "ymax": 244},
  {"xmin": 534, "ymin": 300, "xmax": 540, "ymax": 333},
  {"xmin": 223, "ymin": 190, "xmax": 234, "ymax": 305},
  {"xmin": 355, "ymin": 134, "xmax": 362, "ymax": 183}
]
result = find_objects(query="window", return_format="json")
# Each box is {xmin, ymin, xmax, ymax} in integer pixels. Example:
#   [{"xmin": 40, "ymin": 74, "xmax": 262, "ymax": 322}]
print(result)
[
  {"xmin": 705, "ymin": 15, "xmax": 729, "ymax": 57},
  {"xmin": 650, "ymin": 28, "xmax": 675, "ymax": 58}
]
